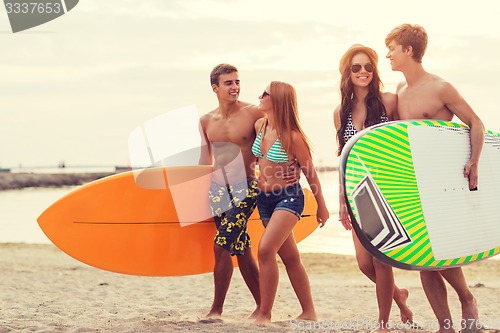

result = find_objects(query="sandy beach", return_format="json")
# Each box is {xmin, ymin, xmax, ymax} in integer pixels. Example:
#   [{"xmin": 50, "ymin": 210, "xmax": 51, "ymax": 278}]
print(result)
[{"xmin": 1, "ymin": 244, "xmax": 499, "ymax": 333}]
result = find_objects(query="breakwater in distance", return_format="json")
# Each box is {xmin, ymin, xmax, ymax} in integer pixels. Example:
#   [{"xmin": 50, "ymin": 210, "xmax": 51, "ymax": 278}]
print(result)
[{"xmin": 0, "ymin": 165, "xmax": 338, "ymax": 190}]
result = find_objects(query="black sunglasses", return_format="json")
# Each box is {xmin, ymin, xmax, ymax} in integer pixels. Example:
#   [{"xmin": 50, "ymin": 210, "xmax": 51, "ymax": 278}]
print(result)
[
  {"xmin": 260, "ymin": 91, "xmax": 270, "ymax": 98},
  {"xmin": 351, "ymin": 63, "xmax": 374, "ymax": 73}
]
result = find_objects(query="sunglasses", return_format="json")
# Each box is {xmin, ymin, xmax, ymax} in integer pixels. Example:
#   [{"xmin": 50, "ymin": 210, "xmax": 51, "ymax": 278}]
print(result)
[
  {"xmin": 351, "ymin": 63, "xmax": 374, "ymax": 73},
  {"xmin": 260, "ymin": 91, "xmax": 270, "ymax": 98}
]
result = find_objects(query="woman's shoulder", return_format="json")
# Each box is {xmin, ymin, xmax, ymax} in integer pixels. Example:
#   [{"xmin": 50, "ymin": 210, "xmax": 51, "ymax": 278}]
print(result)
[
  {"xmin": 255, "ymin": 117, "xmax": 266, "ymax": 125},
  {"xmin": 254, "ymin": 117, "xmax": 266, "ymax": 131}
]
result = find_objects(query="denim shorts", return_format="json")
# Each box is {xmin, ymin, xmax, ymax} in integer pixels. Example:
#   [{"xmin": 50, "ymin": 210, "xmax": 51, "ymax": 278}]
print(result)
[{"xmin": 256, "ymin": 183, "xmax": 304, "ymax": 222}]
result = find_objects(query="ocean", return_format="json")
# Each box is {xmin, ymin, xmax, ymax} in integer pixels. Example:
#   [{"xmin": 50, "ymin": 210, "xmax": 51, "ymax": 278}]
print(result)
[{"xmin": 0, "ymin": 170, "xmax": 355, "ymax": 255}]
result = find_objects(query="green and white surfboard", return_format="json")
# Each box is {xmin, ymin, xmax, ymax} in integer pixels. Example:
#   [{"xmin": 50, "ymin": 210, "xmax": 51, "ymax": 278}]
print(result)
[{"xmin": 340, "ymin": 120, "xmax": 500, "ymax": 270}]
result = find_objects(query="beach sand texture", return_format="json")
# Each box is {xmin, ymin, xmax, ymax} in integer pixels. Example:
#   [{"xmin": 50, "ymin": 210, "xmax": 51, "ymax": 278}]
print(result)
[{"xmin": 1, "ymin": 244, "xmax": 500, "ymax": 333}]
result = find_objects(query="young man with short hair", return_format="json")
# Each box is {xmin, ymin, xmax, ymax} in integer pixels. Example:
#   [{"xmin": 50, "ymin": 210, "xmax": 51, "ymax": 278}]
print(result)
[{"xmin": 386, "ymin": 24, "xmax": 484, "ymax": 333}]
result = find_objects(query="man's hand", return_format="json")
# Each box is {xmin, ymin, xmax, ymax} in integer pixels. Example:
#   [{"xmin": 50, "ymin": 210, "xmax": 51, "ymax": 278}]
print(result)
[
  {"xmin": 282, "ymin": 159, "xmax": 301, "ymax": 184},
  {"xmin": 464, "ymin": 159, "xmax": 479, "ymax": 190}
]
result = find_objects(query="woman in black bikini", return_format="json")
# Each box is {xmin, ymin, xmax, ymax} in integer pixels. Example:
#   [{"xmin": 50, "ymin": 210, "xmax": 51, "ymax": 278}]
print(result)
[{"xmin": 333, "ymin": 44, "xmax": 413, "ymax": 332}]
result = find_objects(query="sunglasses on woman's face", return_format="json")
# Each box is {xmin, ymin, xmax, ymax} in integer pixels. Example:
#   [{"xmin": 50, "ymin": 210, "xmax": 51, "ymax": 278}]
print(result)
[
  {"xmin": 351, "ymin": 63, "xmax": 374, "ymax": 73},
  {"xmin": 260, "ymin": 91, "xmax": 270, "ymax": 99}
]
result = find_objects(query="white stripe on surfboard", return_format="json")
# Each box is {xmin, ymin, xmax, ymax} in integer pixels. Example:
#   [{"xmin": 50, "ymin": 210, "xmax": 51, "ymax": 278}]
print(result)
[{"xmin": 408, "ymin": 126, "xmax": 500, "ymax": 260}]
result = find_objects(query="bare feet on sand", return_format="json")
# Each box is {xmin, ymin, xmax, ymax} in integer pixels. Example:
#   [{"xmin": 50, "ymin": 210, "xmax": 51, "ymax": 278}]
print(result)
[
  {"xmin": 461, "ymin": 296, "xmax": 479, "ymax": 322},
  {"xmin": 395, "ymin": 288, "xmax": 414, "ymax": 324},
  {"xmin": 248, "ymin": 307, "xmax": 260, "ymax": 320},
  {"xmin": 428, "ymin": 296, "xmax": 479, "ymax": 333},
  {"xmin": 296, "ymin": 311, "xmax": 317, "ymax": 322},
  {"xmin": 254, "ymin": 311, "xmax": 317, "ymax": 326},
  {"xmin": 254, "ymin": 314, "xmax": 271, "ymax": 326},
  {"xmin": 460, "ymin": 295, "xmax": 480, "ymax": 333},
  {"xmin": 205, "ymin": 309, "xmax": 222, "ymax": 319}
]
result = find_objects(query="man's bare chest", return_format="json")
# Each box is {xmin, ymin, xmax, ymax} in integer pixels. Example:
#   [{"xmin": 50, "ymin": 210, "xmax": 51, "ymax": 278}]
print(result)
[
  {"xmin": 206, "ymin": 118, "xmax": 255, "ymax": 145},
  {"xmin": 398, "ymin": 89, "xmax": 448, "ymax": 119}
]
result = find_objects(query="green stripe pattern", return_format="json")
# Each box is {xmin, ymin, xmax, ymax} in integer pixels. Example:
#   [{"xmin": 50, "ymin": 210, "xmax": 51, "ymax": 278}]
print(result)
[{"xmin": 345, "ymin": 120, "xmax": 500, "ymax": 268}]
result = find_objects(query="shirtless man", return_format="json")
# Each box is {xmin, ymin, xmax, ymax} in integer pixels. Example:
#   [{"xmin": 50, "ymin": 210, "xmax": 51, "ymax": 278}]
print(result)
[
  {"xmin": 199, "ymin": 64, "xmax": 300, "ymax": 319},
  {"xmin": 199, "ymin": 63, "xmax": 263, "ymax": 319},
  {"xmin": 385, "ymin": 24, "xmax": 484, "ymax": 333}
]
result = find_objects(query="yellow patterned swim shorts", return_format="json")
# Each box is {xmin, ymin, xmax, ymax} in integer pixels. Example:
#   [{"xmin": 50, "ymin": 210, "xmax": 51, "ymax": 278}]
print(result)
[{"xmin": 209, "ymin": 179, "xmax": 258, "ymax": 256}]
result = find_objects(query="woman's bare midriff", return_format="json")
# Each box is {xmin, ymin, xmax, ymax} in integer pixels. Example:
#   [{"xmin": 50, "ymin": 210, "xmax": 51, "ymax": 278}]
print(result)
[{"xmin": 257, "ymin": 160, "xmax": 293, "ymax": 193}]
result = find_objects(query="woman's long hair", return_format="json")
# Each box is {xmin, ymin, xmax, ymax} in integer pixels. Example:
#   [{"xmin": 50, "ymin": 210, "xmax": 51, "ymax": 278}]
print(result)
[
  {"xmin": 336, "ymin": 44, "xmax": 387, "ymax": 156},
  {"xmin": 269, "ymin": 81, "xmax": 311, "ymax": 158}
]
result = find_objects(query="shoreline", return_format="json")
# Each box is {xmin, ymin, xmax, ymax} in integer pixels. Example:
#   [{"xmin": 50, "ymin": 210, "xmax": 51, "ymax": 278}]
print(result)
[
  {"xmin": 0, "ymin": 172, "xmax": 117, "ymax": 190},
  {"xmin": 0, "ymin": 167, "xmax": 338, "ymax": 191},
  {"xmin": 2, "ymin": 243, "xmax": 500, "ymax": 332}
]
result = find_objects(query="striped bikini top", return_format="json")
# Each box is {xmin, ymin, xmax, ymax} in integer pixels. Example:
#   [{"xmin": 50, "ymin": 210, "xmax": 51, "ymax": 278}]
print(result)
[
  {"xmin": 252, "ymin": 119, "xmax": 290, "ymax": 164},
  {"xmin": 343, "ymin": 110, "xmax": 389, "ymax": 143}
]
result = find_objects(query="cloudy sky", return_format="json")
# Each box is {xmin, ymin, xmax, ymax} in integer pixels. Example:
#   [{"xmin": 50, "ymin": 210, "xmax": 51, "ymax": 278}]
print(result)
[{"xmin": 1, "ymin": 0, "xmax": 500, "ymax": 168}]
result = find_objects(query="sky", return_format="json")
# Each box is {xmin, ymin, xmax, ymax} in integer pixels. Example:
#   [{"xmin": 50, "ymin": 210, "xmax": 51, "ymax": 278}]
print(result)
[{"xmin": 1, "ymin": 0, "xmax": 500, "ymax": 169}]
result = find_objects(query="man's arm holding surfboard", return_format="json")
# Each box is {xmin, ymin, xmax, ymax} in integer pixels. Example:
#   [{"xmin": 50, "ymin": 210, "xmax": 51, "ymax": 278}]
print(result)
[{"xmin": 439, "ymin": 81, "xmax": 484, "ymax": 189}]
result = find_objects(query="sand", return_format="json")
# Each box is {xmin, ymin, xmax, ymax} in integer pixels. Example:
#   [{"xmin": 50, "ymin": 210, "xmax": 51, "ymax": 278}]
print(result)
[{"xmin": 1, "ymin": 244, "xmax": 499, "ymax": 333}]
